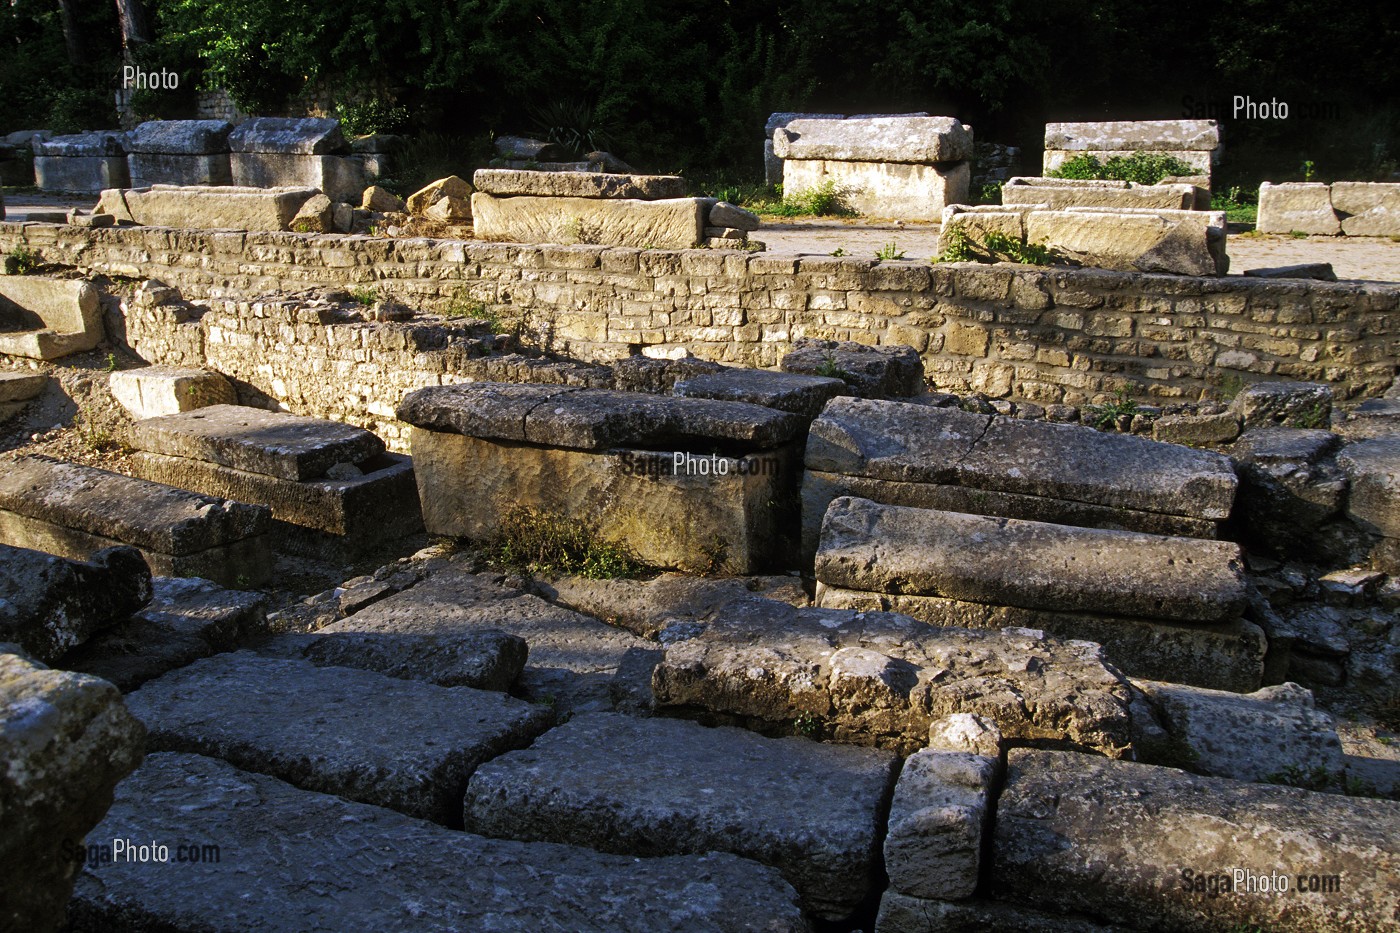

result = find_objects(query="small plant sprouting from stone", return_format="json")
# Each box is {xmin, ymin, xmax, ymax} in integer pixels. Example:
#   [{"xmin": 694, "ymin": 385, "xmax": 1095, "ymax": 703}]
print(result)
[
  {"xmin": 936, "ymin": 227, "xmax": 978, "ymax": 263},
  {"xmin": 1294, "ymin": 402, "xmax": 1329, "ymax": 429},
  {"xmin": 1288, "ymin": 230, "xmax": 1309, "ymax": 239},
  {"xmin": 1047, "ymin": 151, "xmax": 1198, "ymax": 186},
  {"xmin": 1214, "ymin": 374, "xmax": 1248, "ymax": 402},
  {"xmin": 793, "ymin": 712, "xmax": 821, "ymax": 738},
  {"xmin": 483, "ymin": 506, "xmax": 646, "ymax": 580},
  {"xmin": 1084, "ymin": 386, "xmax": 1140, "ymax": 431},
  {"xmin": 104, "ymin": 353, "xmax": 118, "ymax": 373},
  {"xmin": 814, "ymin": 353, "xmax": 851, "ymax": 382},
  {"xmin": 4, "ymin": 245, "xmax": 40, "ymax": 275},
  {"xmin": 830, "ymin": 247, "xmax": 847, "ymax": 257},
  {"xmin": 765, "ymin": 179, "xmax": 854, "ymax": 217},
  {"xmin": 874, "ymin": 242, "xmax": 906, "ymax": 261},
  {"xmin": 936, "ymin": 228, "xmax": 1053, "ymax": 266},
  {"xmin": 1301, "ymin": 159, "xmax": 1317, "ymax": 182},
  {"xmin": 446, "ymin": 288, "xmax": 511, "ymax": 334},
  {"xmin": 349, "ymin": 286, "xmax": 380, "ymax": 305}
]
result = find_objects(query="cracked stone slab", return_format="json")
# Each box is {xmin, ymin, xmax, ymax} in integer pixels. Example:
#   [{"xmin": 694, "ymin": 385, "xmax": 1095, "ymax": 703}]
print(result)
[
  {"xmin": 124, "ymin": 651, "xmax": 553, "ymax": 824},
  {"xmin": 297, "ymin": 628, "xmax": 528, "ymax": 692},
  {"xmin": 321, "ymin": 569, "xmax": 661, "ymax": 715},
  {"xmin": 131, "ymin": 404, "xmax": 386, "ymax": 482},
  {"xmin": 465, "ymin": 712, "xmax": 895, "ymax": 919},
  {"xmin": 815, "ymin": 497, "xmax": 1248, "ymax": 623},
  {"xmin": 996, "ymin": 749, "xmax": 1400, "ymax": 933},
  {"xmin": 651, "ymin": 597, "xmax": 1135, "ymax": 756},
  {"xmin": 884, "ymin": 749, "xmax": 998, "ymax": 901},
  {"xmin": 67, "ymin": 752, "xmax": 809, "ymax": 933},
  {"xmin": 673, "ymin": 368, "xmax": 846, "ymax": 420}
]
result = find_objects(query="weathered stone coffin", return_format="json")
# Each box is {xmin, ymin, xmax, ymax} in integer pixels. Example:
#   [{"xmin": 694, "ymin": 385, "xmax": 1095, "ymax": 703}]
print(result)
[
  {"xmin": 1002, "ymin": 176, "xmax": 1198, "ymax": 211},
  {"xmin": 127, "ymin": 404, "xmax": 422, "ymax": 556},
  {"xmin": 399, "ymin": 382, "xmax": 804, "ymax": 573},
  {"xmin": 228, "ymin": 118, "xmax": 364, "ymax": 202},
  {"xmin": 472, "ymin": 169, "xmax": 687, "ymax": 200},
  {"xmin": 802, "ymin": 397, "xmax": 1238, "ymax": 555},
  {"xmin": 0, "ymin": 455, "xmax": 273, "ymax": 586},
  {"xmin": 33, "ymin": 132, "xmax": 129, "ymax": 193},
  {"xmin": 1026, "ymin": 208, "xmax": 1229, "ymax": 276},
  {"xmin": 1041, "ymin": 120, "xmax": 1222, "ymax": 183},
  {"xmin": 1257, "ymin": 182, "xmax": 1341, "ymax": 235},
  {"xmin": 782, "ymin": 159, "xmax": 970, "ymax": 221},
  {"xmin": 95, "ymin": 185, "xmax": 320, "ymax": 231},
  {"xmin": 126, "ymin": 120, "xmax": 233, "ymax": 188},
  {"xmin": 0, "ymin": 276, "xmax": 104, "ymax": 360}
]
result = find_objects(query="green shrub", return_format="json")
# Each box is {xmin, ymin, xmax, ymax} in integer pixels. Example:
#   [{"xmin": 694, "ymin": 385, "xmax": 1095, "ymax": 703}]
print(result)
[
  {"xmin": 874, "ymin": 242, "xmax": 906, "ymax": 261},
  {"xmin": 4, "ymin": 245, "xmax": 41, "ymax": 275},
  {"xmin": 336, "ymin": 100, "xmax": 411, "ymax": 137},
  {"xmin": 759, "ymin": 180, "xmax": 854, "ymax": 217},
  {"xmin": 1049, "ymin": 152, "xmax": 1200, "ymax": 185},
  {"xmin": 483, "ymin": 506, "xmax": 646, "ymax": 579}
]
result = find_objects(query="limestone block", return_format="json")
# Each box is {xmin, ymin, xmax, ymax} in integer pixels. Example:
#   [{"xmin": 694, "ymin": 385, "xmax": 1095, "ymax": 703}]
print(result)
[
  {"xmin": 471, "ymin": 192, "xmax": 706, "ymax": 248},
  {"xmin": 651, "ymin": 597, "xmax": 1136, "ymax": 756},
  {"xmin": 708, "ymin": 200, "xmax": 761, "ymax": 230},
  {"xmin": 298, "ymin": 628, "xmax": 527, "ymax": 692},
  {"xmin": 1002, "ymin": 177, "xmax": 1195, "ymax": 210},
  {"xmin": 1150, "ymin": 411, "xmax": 1241, "ymax": 446},
  {"xmin": 1025, "ymin": 208, "xmax": 1227, "ymax": 276},
  {"xmin": 773, "ymin": 116, "xmax": 974, "ymax": 164},
  {"xmin": 1231, "ymin": 427, "xmax": 1345, "ymax": 553},
  {"xmin": 230, "ymin": 152, "xmax": 365, "ymax": 203},
  {"xmin": 815, "ymin": 497, "xmax": 1248, "ymax": 623},
  {"xmin": 673, "ymin": 367, "xmax": 845, "ymax": 419},
  {"xmin": 463, "ymin": 713, "xmax": 897, "ymax": 919},
  {"xmin": 1, "ymin": 651, "xmax": 145, "ymax": 933},
  {"xmin": 938, "ymin": 206, "xmax": 1027, "ymax": 253},
  {"xmin": 1330, "ymin": 181, "xmax": 1400, "ymax": 236},
  {"xmin": 1043, "ymin": 148, "xmax": 1214, "ymax": 175},
  {"xmin": 884, "ymin": 750, "xmax": 997, "ymax": 900},
  {"xmin": 782, "ymin": 159, "xmax": 970, "ymax": 221},
  {"xmin": 1133, "ymin": 680, "xmax": 1344, "ymax": 782},
  {"xmin": 67, "ymin": 752, "xmax": 808, "ymax": 932},
  {"xmin": 1243, "ymin": 262, "xmax": 1337, "ymax": 281},
  {"xmin": 126, "ymin": 120, "xmax": 233, "ymax": 187},
  {"xmin": 780, "ymin": 338, "xmax": 923, "ymax": 398},
  {"xmin": 126, "ymin": 651, "xmax": 553, "ymax": 824},
  {"xmin": 876, "ymin": 893, "xmax": 1130, "ymax": 932},
  {"xmin": 0, "ymin": 455, "xmax": 272, "ymax": 588},
  {"xmin": 360, "ymin": 185, "xmax": 405, "ymax": 212},
  {"xmin": 131, "ymin": 404, "xmax": 386, "ymax": 481},
  {"xmin": 0, "ymin": 277, "xmax": 103, "ymax": 360},
  {"xmin": 97, "ymin": 184, "xmax": 320, "ymax": 231},
  {"xmin": 765, "ymin": 112, "xmax": 845, "ymax": 184},
  {"xmin": 291, "ymin": 193, "xmax": 334, "ymax": 233},
  {"xmin": 0, "ymin": 372, "xmax": 47, "ymax": 403},
  {"xmin": 1257, "ymin": 181, "xmax": 1341, "ymax": 235},
  {"xmin": 1230, "ymin": 380, "xmax": 1332, "ymax": 429},
  {"xmin": 108, "ymin": 366, "xmax": 236, "ymax": 419},
  {"xmin": 816, "ymin": 586, "xmax": 1266, "ymax": 693},
  {"xmin": 994, "ymin": 749, "xmax": 1400, "ymax": 932},
  {"xmin": 318, "ymin": 569, "xmax": 659, "ymax": 716},
  {"xmin": 33, "ymin": 132, "xmax": 129, "ymax": 193},
  {"xmin": 228, "ymin": 117, "xmax": 347, "ymax": 155},
  {"xmin": 473, "ymin": 168, "xmax": 686, "ymax": 200},
  {"xmin": 0, "ymin": 543, "xmax": 152, "ymax": 663},
  {"xmin": 1043, "ymin": 120, "xmax": 1221, "ymax": 153},
  {"xmin": 1338, "ymin": 435, "xmax": 1400, "ymax": 537}
]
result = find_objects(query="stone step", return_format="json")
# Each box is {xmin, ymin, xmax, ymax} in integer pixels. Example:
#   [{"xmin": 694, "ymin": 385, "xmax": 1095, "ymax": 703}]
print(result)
[
  {"xmin": 0, "ymin": 276, "xmax": 102, "ymax": 360},
  {"xmin": 317, "ymin": 569, "xmax": 659, "ymax": 716},
  {"xmin": 107, "ymin": 366, "xmax": 236, "ymax": 419},
  {"xmin": 994, "ymin": 749, "xmax": 1400, "ymax": 932},
  {"xmin": 803, "ymin": 397, "xmax": 1237, "ymax": 553},
  {"xmin": 816, "ymin": 497, "xmax": 1248, "ymax": 624},
  {"xmin": 0, "ymin": 455, "xmax": 271, "ymax": 588},
  {"xmin": 263, "ymin": 626, "xmax": 528, "ymax": 692},
  {"xmin": 124, "ymin": 651, "xmax": 554, "ymax": 825},
  {"xmin": 464, "ymin": 712, "xmax": 897, "ymax": 920},
  {"xmin": 0, "ymin": 542, "xmax": 151, "ymax": 663},
  {"xmin": 66, "ymin": 752, "xmax": 808, "ymax": 933},
  {"xmin": 650, "ymin": 596, "xmax": 1136, "ymax": 757}
]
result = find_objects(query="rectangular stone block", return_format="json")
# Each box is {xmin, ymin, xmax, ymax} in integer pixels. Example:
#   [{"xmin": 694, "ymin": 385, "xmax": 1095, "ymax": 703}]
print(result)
[
  {"xmin": 33, "ymin": 132, "xmax": 129, "ymax": 193},
  {"xmin": 108, "ymin": 366, "xmax": 236, "ymax": 419},
  {"xmin": 1025, "ymin": 208, "xmax": 1227, "ymax": 276},
  {"xmin": 816, "ymin": 586, "xmax": 1266, "ymax": 693},
  {"xmin": 1330, "ymin": 181, "xmax": 1400, "ymax": 236},
  {"xmin": 815, "ymin": 497, "xmax": 1248, "ymax": 623},
  {"xmin": 131, "ymin": 449, "xmax": 423, "ymax": 554},
  {"xmin": 782, "ymin": 159, "xmax": 969, "ymax": 221},
  {"xmin": 0, "ymin": 372, "xmax": 47, "ymax": 403},
  {"xmin": 884, "ymin": 749, "xmax": 997, "ymax": 900},
  {"xmin": 471, "ymin": 192, "xmax": 707, "ymax": 249},
  {"xmin": 99, "ymin": 184, "xmax": 320, "ymax": 231},
  {"xmin": 126, "ymin": 651, "xmax": 553, "ymax": 824},
  {"xmin": 1043, "ymin": 120, "xmax": 1221, "ymax": 153},
  {"xmin": 1337, "ymin": 436, "xmax": 1400, "ymax": 537},
  {"xmin": 472, "ymin": 168, "xmax": 687, "ymax": 200},
  {"xmin": 773, "ymin": 116, "xmax": 974, "ymax": 164},
  {"xmin": 994, "ymin": 749, "xmax": 1400, "ymax": 933},
  {"xmin": 463, "ymin": 713, "xmax": 897, "ymax": 919},
  {"xmin": 0, "ymin": 455, "xmax": 272, "ymax": 587},
  {"xmin": 0, "ymin": 276, "xmax": 102, "ymax": 360},
  {"xmin": 126, "ymin": 120, "xmax": 234, "ymax": 187},
  {"xmin": 228, "ymin": 117, "xmax": 347, "ymax": 155},
  {"xmin": 1257, "ymin": 181, "xmax": 1341, "ymax": 235},
  {"xmin": 67, "ymin": 752, "xmax": 808, "ymax": 933},
  {"xmin": 877, "ymin": 893, "xmax": 1130, "ymax": 932},
  {"xmin": 1003, "ymin": 177, "xmax": 1195, "ymax": 210},
  {"xmin": 651, "ymin": 597, "xmax": 1136, "ymax": 756},
  {"xmin": 409, "ymin": 428, "xmax": 796, "ymax": 574},
  {"xmin": 230, "ymin": 152, "xmax": 364, "ymax": 202},
  {"xmin": 131, "ymin": 404, "xmax": 386, "ymax": 481},
  {"xmin": 671, "ymin": 367, "xmax": 845, "ymax": 419},
  {"xmin": 939, "ymin": 206, "xmax": 1028, "ymax": 252},
  {"xmin": 128, "ymin": 153, "xmax": 233, "ymax": 188}
]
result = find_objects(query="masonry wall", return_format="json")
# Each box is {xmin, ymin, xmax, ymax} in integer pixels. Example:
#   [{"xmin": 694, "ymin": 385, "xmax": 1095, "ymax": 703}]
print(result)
[{"xmin": 3, "ymin": 222, "xmax": 1397, "ymax": 413}]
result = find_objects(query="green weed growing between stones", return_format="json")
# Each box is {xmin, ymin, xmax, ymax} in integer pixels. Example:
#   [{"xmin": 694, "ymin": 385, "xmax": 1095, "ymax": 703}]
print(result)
[
  {"xmin": 1048, "ymin": 152, "xmax": 1199, "ymax": 185},
  {"xmin": 484, "ymin": 506, "xmax": 647, "ymax": 580}
]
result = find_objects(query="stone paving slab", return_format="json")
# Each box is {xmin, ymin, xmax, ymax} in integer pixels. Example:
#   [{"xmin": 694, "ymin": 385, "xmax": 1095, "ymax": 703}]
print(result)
[
  {"xmin": 321, "ymin": 569, "xmax": 660, "ymax": 715},
  {"xmin": 125, "ymin": 652, "xmax": 553, "ymax": 824},
  {"xmin": 131, "ymin": 404, "xmax": 386, "ymax": 482},
  {"xmin": 672, "ymin": 368, "xmax": 845, "ymax": 419},
  {"xmin": 994, "ymin": 749, "xmax": 1400, "ymax": 933},
  {"xmin": 464, "ymin": 712, "xmax": 897, "ymax": 920},
  {"xmin": 816, "ymin": 497, "xmax": 1247, "ymax": 623},
  {"xmin": 67, "ymin": 752, "xmax": 809, "ymax": 933},
  {"xmin": 651, "ymin": 597, "xmax": 1135, "ymax": 756},
  {"xmin": 297, "ymin": 627, "xmax": 528, "ymax": 691}
]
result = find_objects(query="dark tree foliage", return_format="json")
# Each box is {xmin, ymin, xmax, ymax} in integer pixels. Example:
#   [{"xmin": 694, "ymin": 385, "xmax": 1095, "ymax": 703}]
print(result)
[{"xmin": 1, "ymin": 0, "xmax": 1396, "ymax": 180}]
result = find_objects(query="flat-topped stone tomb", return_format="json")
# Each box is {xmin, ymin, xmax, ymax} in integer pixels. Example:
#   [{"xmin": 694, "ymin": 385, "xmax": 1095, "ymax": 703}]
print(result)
[
  {"xmin": 399, "ymin": 383, "xmax": 803, "ymax": 573},
  {"xmin": 228, "ymin": 117, "xmax": 364, "ymax": 202},
  {"xmin": 0, "ymin": 454, "xmax": 272, "ymax": 586},
  {"xmin": 33, "ymin": 131, "xmax": 129, "ymax": 193},
  {"xmin": 125, "ymin": 119, "xmax": 233, "ymax": 188}
]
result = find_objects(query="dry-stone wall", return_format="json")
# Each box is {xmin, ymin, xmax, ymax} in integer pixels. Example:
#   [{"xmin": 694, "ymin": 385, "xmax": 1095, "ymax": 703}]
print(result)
[{"xmin": 2, "ymin": 223, "xmax": 1398, "ymax": 420}]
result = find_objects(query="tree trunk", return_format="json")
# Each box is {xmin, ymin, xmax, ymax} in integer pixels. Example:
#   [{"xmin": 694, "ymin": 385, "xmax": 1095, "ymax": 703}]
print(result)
[
  {"xmin": 114, "ymin": 0, "xmax": 153, "ymax": 50},
  {"xmin": 56, "ymin": 0, "xmax": 83, "ymax": 65}
]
